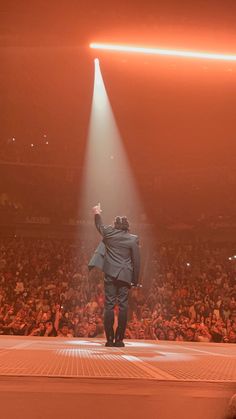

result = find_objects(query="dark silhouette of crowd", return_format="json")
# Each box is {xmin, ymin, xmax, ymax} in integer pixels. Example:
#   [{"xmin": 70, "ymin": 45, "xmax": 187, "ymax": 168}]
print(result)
[{"xmin": 0, "ymin": 237, "xmax": 235, "ymax": 342}]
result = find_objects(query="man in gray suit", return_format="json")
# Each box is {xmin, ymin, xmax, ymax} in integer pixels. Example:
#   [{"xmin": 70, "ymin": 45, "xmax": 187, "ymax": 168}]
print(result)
[{"xmin": 89, "ymin": 203, "xmax": 140, "ymax": 347}]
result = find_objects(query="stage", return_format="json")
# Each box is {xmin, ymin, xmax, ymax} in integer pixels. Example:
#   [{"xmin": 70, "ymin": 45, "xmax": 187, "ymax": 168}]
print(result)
[{"xmin": 0, "ymin": 336, "xmax": 235, "ymax": 419}]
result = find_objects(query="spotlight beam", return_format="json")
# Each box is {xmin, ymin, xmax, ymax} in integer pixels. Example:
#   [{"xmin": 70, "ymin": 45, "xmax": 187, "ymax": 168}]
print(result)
[
  {"xmin": 90, "ymin": 43, "xmax": 236, "ymax": 62},
  {"xmin": 80, "ymin": 58, "xmax": 143, "ymax": 222}
]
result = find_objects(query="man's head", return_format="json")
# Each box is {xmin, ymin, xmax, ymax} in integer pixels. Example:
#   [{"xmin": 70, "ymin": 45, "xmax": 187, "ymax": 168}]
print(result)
[{"xmin": 114, "ymin": 216, "xmax": 130, "ymax": 231}]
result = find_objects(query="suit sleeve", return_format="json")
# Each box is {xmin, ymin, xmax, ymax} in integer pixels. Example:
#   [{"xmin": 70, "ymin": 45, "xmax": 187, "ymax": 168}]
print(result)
[
  {"xmin": 94, "ymin": 214, "xmax": 106, "ymax": 236},
  {"xmin": 131, "ymin": 237, "xmax": 140, "ymax": 285}
]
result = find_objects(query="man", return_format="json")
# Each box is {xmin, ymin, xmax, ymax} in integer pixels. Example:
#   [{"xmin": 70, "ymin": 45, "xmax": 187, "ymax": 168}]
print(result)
[{"xmin": 89, "ymin": 203, "xmax": 140, "ymax": 347}]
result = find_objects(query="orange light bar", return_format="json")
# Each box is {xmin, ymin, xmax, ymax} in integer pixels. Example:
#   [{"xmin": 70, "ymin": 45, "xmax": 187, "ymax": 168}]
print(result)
[{"xmin": 90, "ymin": 43, "xmax": 236, "ymax": 62}]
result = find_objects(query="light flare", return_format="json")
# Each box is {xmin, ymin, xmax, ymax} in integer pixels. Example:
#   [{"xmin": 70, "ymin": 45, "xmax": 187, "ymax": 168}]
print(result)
[{"xmin": 90, "ymin": 43, "xmax": 236, "ymax": 62}]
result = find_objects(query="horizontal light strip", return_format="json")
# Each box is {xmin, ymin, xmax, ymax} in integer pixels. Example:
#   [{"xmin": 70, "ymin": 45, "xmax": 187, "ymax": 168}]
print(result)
[{"xmin": 90, "ymin": 43, "xmax": 236, "ymax": 62}]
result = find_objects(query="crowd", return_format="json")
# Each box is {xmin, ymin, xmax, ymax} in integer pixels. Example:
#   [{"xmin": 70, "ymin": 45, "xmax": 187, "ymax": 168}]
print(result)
[
  {"xmin": 0, "ymin": 237, "xmax": 236, "ymax": 343},
  {"xmin": 127, "ymin": 242, "xmax": 236, "ymax": 343}
]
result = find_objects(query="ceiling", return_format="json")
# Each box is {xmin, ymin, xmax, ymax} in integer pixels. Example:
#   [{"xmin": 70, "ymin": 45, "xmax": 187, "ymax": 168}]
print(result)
[{"xmin": 1, "ymin": 0, "xmax": 236, "ymax": 172}]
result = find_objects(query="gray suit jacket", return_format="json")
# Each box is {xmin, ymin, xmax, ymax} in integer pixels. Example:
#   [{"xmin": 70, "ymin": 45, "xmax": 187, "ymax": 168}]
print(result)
[
  {"xmin": 88, "ymin": 241, "xmax": 106, "ymax": 271},
  {"xmin": 88, "ymin": 214, "xmax": 140, "ymax": 285}
]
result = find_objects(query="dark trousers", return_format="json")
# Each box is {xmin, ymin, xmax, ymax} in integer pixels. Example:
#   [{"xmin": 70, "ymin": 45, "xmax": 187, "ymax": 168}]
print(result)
[{"xmin": 104, "ymin": 275, "xmax": 130, "ymax": 341}]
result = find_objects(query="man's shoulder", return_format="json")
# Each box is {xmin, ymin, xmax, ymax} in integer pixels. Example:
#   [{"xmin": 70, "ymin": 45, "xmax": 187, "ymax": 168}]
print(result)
[
  {"xmin": 128, "ymin": 233, "xmax": 139, "ymax": 241},
  {"xmin": 103, "ymin": 225, "xmax": 115, "ymax": 235}
]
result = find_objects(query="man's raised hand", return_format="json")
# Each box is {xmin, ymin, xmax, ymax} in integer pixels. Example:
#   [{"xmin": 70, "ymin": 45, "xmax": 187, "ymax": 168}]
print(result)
[{"xmin": 92, "ymin": 203, "xmax": 102, "ymax": 215}]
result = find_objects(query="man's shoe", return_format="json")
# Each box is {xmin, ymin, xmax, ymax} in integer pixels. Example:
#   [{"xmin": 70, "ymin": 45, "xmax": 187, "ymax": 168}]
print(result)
[
  {"xmin": 114, "ymin": 340, "xmax": 125, "ymax": 347},
  {"xmin": 105, "ymin": 340, "xmax": 114, "ymax": 347}
]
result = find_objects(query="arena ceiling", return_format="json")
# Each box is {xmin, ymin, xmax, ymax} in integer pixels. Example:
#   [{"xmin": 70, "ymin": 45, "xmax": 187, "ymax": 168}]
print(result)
[{"xmin": 1, "ymin": 0, "xmax": 236, "ymax": 172}]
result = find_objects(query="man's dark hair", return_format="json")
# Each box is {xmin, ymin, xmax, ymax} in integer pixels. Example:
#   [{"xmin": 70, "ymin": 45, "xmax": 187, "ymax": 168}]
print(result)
[{"xmin": 114, "ymin": 216, "xmax": 130, "ymax": 231}]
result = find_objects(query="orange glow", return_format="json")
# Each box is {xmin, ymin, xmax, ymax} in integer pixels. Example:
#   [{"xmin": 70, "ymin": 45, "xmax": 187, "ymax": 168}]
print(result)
[{"xmin": 90, "ymin": 43, "xmax": 236, "ymax": 61}]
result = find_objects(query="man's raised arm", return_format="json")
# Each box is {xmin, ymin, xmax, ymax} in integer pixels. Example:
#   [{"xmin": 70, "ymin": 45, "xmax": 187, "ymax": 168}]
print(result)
[{"xmin": 92, "ymin": 203, "xmax": 105, "ymax": 236}]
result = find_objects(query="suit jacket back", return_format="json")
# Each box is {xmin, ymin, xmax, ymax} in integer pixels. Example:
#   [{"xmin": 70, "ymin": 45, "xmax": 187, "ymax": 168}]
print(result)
[{"xmin": 89, "ymin": 214, "xmax": 140, "ymax": 285}]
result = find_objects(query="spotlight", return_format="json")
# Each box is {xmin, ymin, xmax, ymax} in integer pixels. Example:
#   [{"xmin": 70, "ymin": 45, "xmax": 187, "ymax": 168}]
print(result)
[
  {"xmin": 90, "ymin": 43, "xmax": 236, "ymax": 62},
  {"xmin": 80, "ymin": 55, "xmax": 143, "ymax": 221}
]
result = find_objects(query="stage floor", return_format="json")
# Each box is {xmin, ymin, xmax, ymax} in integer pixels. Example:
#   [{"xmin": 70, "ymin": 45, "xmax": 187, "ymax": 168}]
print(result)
[{"xmin": 0, "ymin": 336, "xmax": 235, "ymax": 419}]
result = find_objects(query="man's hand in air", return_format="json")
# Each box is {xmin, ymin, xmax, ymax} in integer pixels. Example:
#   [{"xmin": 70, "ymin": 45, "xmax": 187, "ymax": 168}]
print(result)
[{"xmin": 92, "ymin": 203, "xmax": 102, "ymax": 215}]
